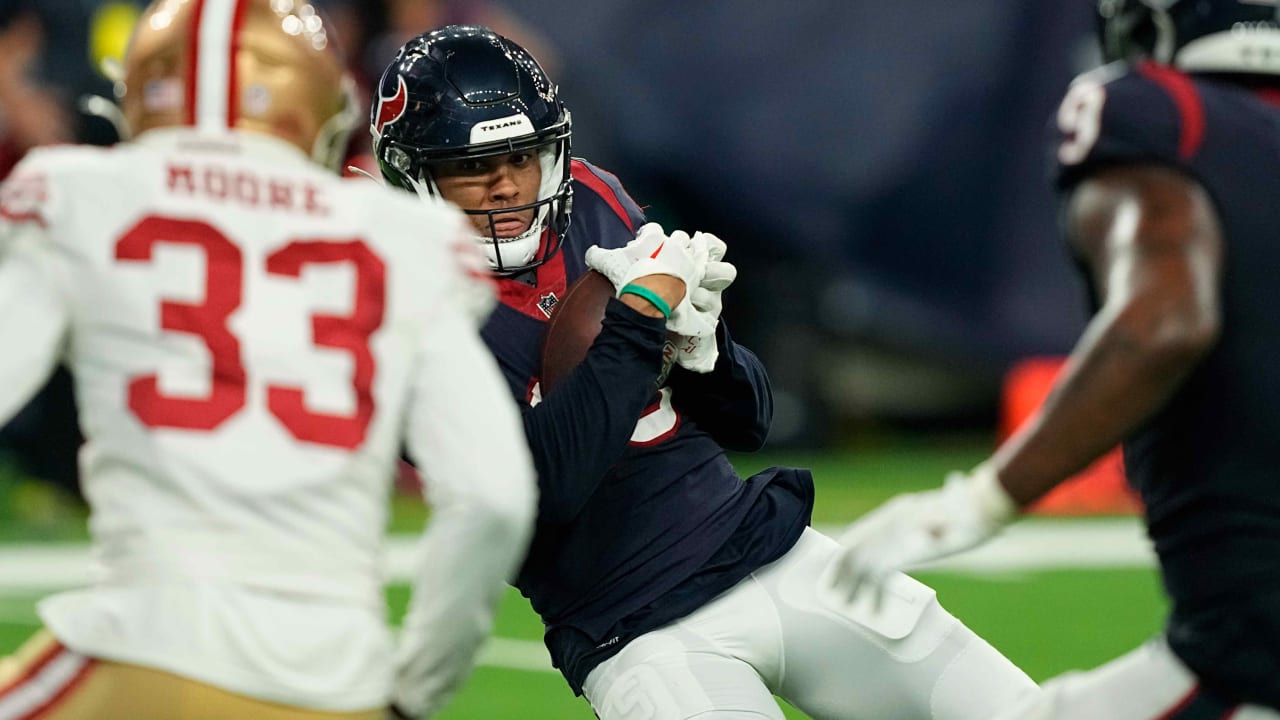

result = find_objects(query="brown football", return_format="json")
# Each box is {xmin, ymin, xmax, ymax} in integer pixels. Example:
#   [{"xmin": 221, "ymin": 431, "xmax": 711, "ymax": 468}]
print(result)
[{"xmin": 540, "ymin": 270, "xmax": 676, "ymax": 397}]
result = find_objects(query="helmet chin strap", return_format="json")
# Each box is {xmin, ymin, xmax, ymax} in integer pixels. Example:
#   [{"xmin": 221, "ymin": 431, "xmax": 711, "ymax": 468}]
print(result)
[{"xmin": 477, "ymin": 220, "xmax": 545, "ymax": 272}]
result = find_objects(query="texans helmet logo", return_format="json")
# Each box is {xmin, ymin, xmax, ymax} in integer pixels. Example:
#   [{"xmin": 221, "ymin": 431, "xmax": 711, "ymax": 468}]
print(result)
[{"xmin": 374, "ymin": 76, "xmax": 409, "ymax": 138}]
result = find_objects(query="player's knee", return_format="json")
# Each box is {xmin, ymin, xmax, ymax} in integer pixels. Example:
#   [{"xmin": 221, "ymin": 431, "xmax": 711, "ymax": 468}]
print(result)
[{"xmin": 930, "ymin": 628, "xmax": 1040, "ymax": 720}]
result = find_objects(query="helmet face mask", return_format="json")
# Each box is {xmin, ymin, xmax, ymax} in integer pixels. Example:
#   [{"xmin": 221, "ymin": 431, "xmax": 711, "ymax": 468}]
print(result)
[
  {"xmin": 372, "ymin": 25, "xmax": 573, "ymax": 275},
  {"xmin": 1098, "ymin": 0, "xmax": 1280, "ymax": 74}
]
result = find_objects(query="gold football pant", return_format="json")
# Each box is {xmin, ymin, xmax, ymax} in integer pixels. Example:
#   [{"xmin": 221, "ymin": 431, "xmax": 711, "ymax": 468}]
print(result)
[{"xmin": 0, "ymin": 630, "xmax": 383, "ymax": 720}]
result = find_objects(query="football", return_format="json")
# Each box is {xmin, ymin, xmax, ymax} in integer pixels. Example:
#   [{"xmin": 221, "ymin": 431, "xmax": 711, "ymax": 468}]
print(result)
[{"xmin": 540, "ymin": 270, "xmax": 676, "ymax": 396}]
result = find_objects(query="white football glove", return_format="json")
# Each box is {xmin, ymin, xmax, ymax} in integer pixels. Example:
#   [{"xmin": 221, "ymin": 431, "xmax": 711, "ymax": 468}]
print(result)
[
  {"xmin": 825, "ymin": 463, "xmax": 1017, "ymax": 610},
  {"xmin": 584, "ymin": 222, "xmax": 668, "ymax": 289},
  {"xmin": 584, "ymin": 223, "xmax": 717, "ymax": 339},
  {"xmin": 674, "ymin": 231, "xmax": 737, "ymax": 373}
]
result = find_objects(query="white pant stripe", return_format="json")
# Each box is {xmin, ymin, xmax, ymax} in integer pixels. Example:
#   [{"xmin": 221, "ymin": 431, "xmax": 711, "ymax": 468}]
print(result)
[{"xmin": 0, "ymin": 649, "xmax": 89, "ymax": 720}]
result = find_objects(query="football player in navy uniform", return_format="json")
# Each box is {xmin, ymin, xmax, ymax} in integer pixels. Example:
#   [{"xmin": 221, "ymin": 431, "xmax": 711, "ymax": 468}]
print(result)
[
  {"xmin": 372, "ymin": 25, "xmax": 1038, "ymax": 720},
  {"xmin": 829, "ymin": 1, "xmax": 1280, "ymax": 717}
]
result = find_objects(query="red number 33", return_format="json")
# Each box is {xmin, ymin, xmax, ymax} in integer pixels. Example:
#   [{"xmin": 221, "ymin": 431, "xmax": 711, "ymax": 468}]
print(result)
[{"xmin": 115, "ymin": 215, "xmax": 385, "ymax": 450}]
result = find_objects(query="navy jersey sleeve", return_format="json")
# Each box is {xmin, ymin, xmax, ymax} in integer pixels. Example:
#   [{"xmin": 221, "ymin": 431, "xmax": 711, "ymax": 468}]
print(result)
[
  {"xmin": 1054, "ymin": 61, "xmax": 1206, "ymax": 191},
  {"xmin": 523, "ymin": 300, "xmax": 667, "ymax": 523},
  {"xmin": 664, "ymin": 321, "xmax": 772, "ymax": 452},
  {"xmin": 519, "ymin": 161, "xmax": 659, "ymax": 525},
  {"xmin": 571, "ymin": 161, "xmax": 646, "ymax": 234}
]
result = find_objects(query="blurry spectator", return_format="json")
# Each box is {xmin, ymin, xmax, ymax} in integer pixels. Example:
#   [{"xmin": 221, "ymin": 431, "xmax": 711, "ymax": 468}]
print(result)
[
  {"xmin": 0, "ymin": 2, "xmax": 78, "ymax": 502},
  {"xmin": 0, "ymin": 3, "xmax": 73, "ymax": 178},
  {"xmin": 366, "ymin": 0, "xmax": 558, "ymax": 81}
]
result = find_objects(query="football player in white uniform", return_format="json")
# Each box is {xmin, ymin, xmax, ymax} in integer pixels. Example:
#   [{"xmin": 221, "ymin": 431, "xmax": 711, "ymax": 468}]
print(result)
[{"xmin": 0, "ymin": 2, "xmax": 536, "ymax": 719}]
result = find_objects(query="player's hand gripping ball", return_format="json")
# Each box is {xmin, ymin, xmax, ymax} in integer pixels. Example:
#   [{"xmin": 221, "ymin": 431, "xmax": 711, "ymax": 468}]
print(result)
[{"xmin": 540, "ymin": 270, "xmax": 677, "ymax": 396}]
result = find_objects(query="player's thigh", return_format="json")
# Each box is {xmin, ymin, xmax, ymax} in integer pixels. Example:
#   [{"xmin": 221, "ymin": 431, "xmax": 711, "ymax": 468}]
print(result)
[
  {"xmin": 582, "ymin": 625, "xmax": 785, "ymax": 720},
  {"xmin": 756, "ymin": 529, "xmax": 1039, "ymax": 720},
  {"xmin": 0, "ymin": 629, "xmax": 382, "ymax": 720},
  {"xmin": 994, "ymin": 638, "xmax": 1279, "ymax": 720}
]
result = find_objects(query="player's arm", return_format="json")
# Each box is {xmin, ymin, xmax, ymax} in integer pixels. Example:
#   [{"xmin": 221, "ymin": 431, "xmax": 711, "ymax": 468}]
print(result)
[
  {"xmin": 827, "ymin": 70, "xmax": 1224, "ymax": 604},
  {"xmin": 991, "ymin": 164, "xmax": 1221, "ymax": 504},
  {"xmin": 0, "ymin": 191, "xmax": 70, "ymax": 425},
  {"xmin": 395, "ymin": 299, "xmax": 538, "ymax": 719},
  {"xmin": 523, "ymin": 297, "xmax": 669, "ymax": 523},
  {"xmin": 827, "ymin": 164, "xmax": 1222, "ymax": 604},
  {"xmin": 523, "ymin": 228, "xmax": 704, "ymax": 523},
  {"xmin": 665, "ymin": 320, "xmax": 772, "ymax": 451},
  {"xmin": 523, "ymin": 270, "xmax": 688, "ymax": 524}
]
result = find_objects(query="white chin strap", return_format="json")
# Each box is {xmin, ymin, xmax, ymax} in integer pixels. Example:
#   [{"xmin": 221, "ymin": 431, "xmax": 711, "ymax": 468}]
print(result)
[{"xmin": 478, "ymin": 215, "xmax": 546, "ymax": 271}]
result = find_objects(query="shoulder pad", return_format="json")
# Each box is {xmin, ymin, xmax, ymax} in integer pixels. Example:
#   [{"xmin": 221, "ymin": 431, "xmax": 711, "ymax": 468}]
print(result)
[
  {"xmin": 570, "ymin": 159, "xmax": 646, "ymax": 239},
  {"xmin": 1053, "ymin": 61, "xmax": 1206, "ymax": 189}
]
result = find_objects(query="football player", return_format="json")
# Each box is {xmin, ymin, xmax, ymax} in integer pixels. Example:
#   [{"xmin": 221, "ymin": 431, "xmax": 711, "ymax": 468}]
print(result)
[
  {"xmin": 373, "ymin": 25, "xmax": 1039, "ymax": 720},
  {"xmin": 0, "ymin": 2, "xmax": 536, "ymax": 719},
  {"xmin": 828, "ymin": 1, "xmax": 1280, "ymax": 717}
]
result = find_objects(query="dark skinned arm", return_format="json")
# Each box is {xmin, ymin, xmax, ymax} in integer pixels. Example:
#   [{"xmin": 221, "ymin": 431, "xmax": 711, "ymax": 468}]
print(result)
[{"xmin": 991, "ymin": 164, "xmax": 1223, "ymax": 507}]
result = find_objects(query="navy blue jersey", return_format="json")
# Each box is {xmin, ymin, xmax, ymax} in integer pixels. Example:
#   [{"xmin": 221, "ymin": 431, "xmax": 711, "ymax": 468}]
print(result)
[
  {"xmin": 1054, "ymin": 61, "xmax": 1280, "ymax": 707},
  {"xmin": 480, "ymin": 159, "xmax": 813, "ymax": 693}
]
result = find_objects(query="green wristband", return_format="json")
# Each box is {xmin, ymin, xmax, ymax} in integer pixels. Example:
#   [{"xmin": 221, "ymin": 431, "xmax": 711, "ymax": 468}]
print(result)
[{"xmin": 619, "ymin": 283, "xmax": 672, "ymax": 319}]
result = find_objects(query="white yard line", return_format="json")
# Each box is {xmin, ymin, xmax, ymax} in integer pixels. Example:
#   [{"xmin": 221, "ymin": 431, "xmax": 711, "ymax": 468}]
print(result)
[
  {"xmin": 0, "ymin": 518, "xmax": 1155, "ymax": 593},
  {"xmin": 478, "ymin": 637, "xmax": 555, "ymax": 673},
  {"xmin": 911, "ymin": 517, "xmax": 1155, "ymax": 574},
  {"xmin": 0, "ymin": 518, "xmax": 1156, "ymax": 675}
]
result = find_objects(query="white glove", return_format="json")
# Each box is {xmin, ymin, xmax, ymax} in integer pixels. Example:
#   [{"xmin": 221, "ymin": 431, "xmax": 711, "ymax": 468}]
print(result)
[
  {"xmin": 674, "ymin": 231, "xmax": 737, "ymax": 373},
  {"xmin": 584, "ymin": 222, "xmax": 669, "ymax": 289},
  {"xmin": 584, "ymin": 223, "xmax": 716, "ymax": 339},
  {"xmin": 825, "ymin": 463, "xmax": 1017, "ymax": 610}
]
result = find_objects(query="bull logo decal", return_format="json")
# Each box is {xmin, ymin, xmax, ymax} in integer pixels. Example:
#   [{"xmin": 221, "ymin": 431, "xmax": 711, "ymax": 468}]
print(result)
[{"xmin": 374, "ymin": 76, "xmax": 409, "ymax": 139}]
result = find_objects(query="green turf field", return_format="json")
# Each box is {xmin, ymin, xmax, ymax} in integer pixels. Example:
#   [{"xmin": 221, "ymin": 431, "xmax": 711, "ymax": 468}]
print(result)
[{"xmin": 0, "ymin": 439, "xmax": 1168, "ymax": 718}]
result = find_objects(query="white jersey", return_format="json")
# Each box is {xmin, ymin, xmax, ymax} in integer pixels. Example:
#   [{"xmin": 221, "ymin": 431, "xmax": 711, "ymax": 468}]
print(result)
[{"xmin": 0, "ymin": 129, "xmax": 536, "ymax": 713}]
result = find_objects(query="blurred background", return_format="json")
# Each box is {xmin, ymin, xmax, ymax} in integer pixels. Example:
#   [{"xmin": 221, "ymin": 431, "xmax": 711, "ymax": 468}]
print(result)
[
  {"xmin": 0, "ymin": 0, "xmax": 1101, "ymax": 492},
  {"xmin": 0, "ymin": 4, "xmax": 1164, "ymax": 719}
]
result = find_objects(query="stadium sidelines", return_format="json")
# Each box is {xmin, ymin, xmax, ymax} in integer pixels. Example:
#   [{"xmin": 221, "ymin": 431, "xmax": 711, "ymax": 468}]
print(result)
[{"xmin": 0, "ymin": 518, "xmax": 1155, "ymax": 674}]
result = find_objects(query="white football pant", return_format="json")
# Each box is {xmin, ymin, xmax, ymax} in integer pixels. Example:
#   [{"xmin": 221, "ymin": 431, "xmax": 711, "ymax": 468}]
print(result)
[
  {"xmin": 583, "ymin": 528, "xmax": 1040, "ymax": 720},
  {"xmin": 992, "ymin": 637, "xmax": 1279, "ymax": 720}
]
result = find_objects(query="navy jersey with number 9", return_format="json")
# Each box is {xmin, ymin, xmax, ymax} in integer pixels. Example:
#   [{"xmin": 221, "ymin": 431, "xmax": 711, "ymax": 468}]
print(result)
[{"xmin": 1055, "ymin": 60, "xmax": 1280, "ymax": 707}]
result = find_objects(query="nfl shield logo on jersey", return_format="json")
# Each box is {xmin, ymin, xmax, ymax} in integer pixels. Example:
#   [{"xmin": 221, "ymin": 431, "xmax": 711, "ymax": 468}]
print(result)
[{"xmin": 537, "ymin": 291, "xmax": 559, "ymax": 318}]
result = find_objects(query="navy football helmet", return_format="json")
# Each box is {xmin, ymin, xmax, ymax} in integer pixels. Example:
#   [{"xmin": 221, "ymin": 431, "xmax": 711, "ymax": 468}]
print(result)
[
  {"xmin": 1099, "ymin": 0, "xmax": 1280, "ymax": 73},
  {"xmin": 371, "ymin": 25, "xmax": 572, "ymax": 274}
]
